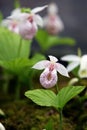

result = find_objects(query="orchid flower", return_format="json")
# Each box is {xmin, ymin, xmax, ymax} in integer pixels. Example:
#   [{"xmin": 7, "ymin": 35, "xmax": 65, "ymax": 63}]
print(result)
[
  {"xmin": 61, "ymin": 54, "xmax": 87, "ymax": 78},
  {"xmin": 1, "ymin": 5, "xmax": 47, "ymax": 39},
  {"xmin": 32, "ymin": 55, "xmax": 69, "ymax": 88},
  {"xmin": 43, "ymin": 3, "xmax": 64, "ymax": 35},
  {"xmin": 1, "ymin": 8, "xmax": 22, "ymax": 34},
  {"xmin": 18, "ymin": 5, "xmax": 47, "ymax": 39},
  {"xmin": 0, "ymin": 123, "xmax": 5, "ymax": 130}
]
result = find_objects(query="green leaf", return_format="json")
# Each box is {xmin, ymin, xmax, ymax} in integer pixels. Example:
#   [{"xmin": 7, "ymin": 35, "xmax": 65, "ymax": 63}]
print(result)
[
  {"xmin": 45, "ymin": 119, "xmax": 54, "ymax": 130},
  {"xmin": 36, "ymin": 29, "xmax": 76, "ymax": 51},
  {"xmin": 0, "ymin": 27, "xmax": 31, "ymax": 61},
  {"xmin": 0, "ymin": 58, "xmax": 31, "ymax": 75},
  {"xmin": 55, "ymin": 86, "xmax": 85, "ymax": 109},
  {"xmin": 72, "ymin": 66, "xmax": 79, "ymax": 77},
  {"xmin": 0, "ymin": 52, "xmax": 46, "ymax": 75},
  {"xmin": 30, "ymin": 53, "xmax": 46, "ymax": 66},
  {"xmin": 25, "ymin": 89, "xmax": 56, "ymax": 107}
]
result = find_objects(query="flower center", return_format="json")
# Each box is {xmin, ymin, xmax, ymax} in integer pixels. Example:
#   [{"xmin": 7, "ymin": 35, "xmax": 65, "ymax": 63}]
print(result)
[
  {"xmin": 11, "ymin": 21, "xmax": 17, "ymax": 29},
  {"xmin": 49, "ymin": 63, "xmax": 54, "ymax": 71},
  {"xmin": 28, "ymin": 16, "xmax": 33, "ymax": 23},
  {"xmin": 47, "ymin": 72, "xmax": 52, "ymax": 81}
]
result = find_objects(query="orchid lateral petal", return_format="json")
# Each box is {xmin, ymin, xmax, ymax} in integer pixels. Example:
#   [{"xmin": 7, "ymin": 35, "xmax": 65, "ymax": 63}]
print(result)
[
  {"xmin": 32, "ymin": 60, "xmax": 49, "ymax": 70},
  {"xmin": 56, "ymin": 63, "xmax": 69, "ymax": 77},
  {"xmin": 67, "ymin": 62, "xmax": 80, "ymax": 72},
  {"xmin": 31, "ymin": 5, "xmax": 48, "ymax": 14},
  {"xmin": 61, "ymin": 55, "xmax": 80, "ymax": 62},
  {"xmin": 34, "ymin": 14, "xmax": 43, "ymax": 27}
]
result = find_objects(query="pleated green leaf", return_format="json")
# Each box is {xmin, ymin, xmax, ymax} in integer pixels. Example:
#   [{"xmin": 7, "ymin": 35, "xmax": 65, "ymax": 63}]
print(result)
[
  {"xmin": 0, "ymin": 52, "xmax": 46, "ymax": 75},
  {"xmin": 25, "ymin": 89, "xmax": 56, "ymax": 107},
  {"xmin": 0, "ymin": 27, "xmax": 31, "ymax": 61},
  {"xmin": 55, "ymin": 86, "xmax": 85, "ymax": 109}
]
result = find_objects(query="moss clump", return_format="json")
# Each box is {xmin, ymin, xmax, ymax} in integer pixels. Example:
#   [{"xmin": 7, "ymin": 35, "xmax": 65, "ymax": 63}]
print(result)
[{"xmin": 0, "ymin": 99, "xmax": 75, "ymax": 130}]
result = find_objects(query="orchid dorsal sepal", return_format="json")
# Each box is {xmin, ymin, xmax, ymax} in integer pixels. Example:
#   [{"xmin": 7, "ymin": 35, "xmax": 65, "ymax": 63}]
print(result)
[
  {"xmin": 31, "ymin": 5, "xmax": 48, "ymax": 14},
  {"xmin": 48, "ymin": 55, "xmax": 58, "ymax": 62}
]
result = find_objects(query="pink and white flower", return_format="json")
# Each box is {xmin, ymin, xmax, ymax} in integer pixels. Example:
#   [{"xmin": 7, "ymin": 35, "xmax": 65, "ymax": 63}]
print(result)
[
  {"xmin": 1, "ymin": 5, "xmax": 47, "ymax": 39},
  {"xmin": 44, "ymin": 3, "xmax": 64, "ymax": 35},
  {"xmin": 18, "ymin": 5, "xmax": 47, "ymax": 39},
  {"xmin": 1, "ymin": 8, "xmax": 22, "ymax": 34},
  {"xmin": 61, "ymin": 54, "xmax": 87, "ymax": 78},
  {"xmin": 32, "ymin": 55, "xmax": 69, "ymax": 88}
]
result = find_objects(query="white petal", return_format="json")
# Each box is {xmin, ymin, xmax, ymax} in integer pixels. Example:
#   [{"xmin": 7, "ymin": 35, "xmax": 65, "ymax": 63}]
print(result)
[
  {"xmin": 48, "ymin": 3, "xmax": 58, "ymax": 14},
  {"xmin": 31, "ymin": 5, "xmax": 48, "ymax": 14},
  {"xmin": 56, "ymin": 16, "xmax": 64, "ymax": 31},
  {"xmin": 0, "ymin": 123, "xmax": 5, "ymax": 130},
  {"xmin": 48, "ymin": 55, "xmax": 58, "ymax": 62},
  {"xmin": 67, "ymin": 62, "xmax": 80, "ymax": 72},
  {"xmin": 56, "ymin": 63, "xmax": 69, "ymax": 77},
  {"xmin": 11, "ymin": 8, "xmax": 21, "ymax": 15},
  {"xmin": 32, "ymin": 60, "xmax": 49, "ymax": 70},
  {"xmin": 78, "ymin": 55, "xmax": 87, "ymax": 78},
  {"xmin": 80, "ymin": 55, "xmax": 87, "ymax": 70},
  {"xmin": 61, "ymin": 55, "xmax": 80, "ymax": 62},
  {"xmin": 34, "ymin": 14, "xmax": 43, "ymax": 27},
  {"xmin": 1, "ymin": 19, "xmax": 10, "ymax": 27},
  {"xmin": 78, "ymin": 69, "xmax": 87, "ymax": 78}
]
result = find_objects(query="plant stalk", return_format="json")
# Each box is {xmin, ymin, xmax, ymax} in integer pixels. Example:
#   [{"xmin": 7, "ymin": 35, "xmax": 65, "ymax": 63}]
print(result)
[
  {"xmin": 18, "ymin": 37, "xmax": 22, "ymax": 57},
  {"xmin": 59, "ymin": 109, "xmax": 63, "ymax": 130}
]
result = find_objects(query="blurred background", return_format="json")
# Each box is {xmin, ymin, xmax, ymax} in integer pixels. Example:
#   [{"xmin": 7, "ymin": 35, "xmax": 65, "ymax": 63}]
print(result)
[{"xmin": 0, "ymin": 0, "xmax": 87, "ymax": 56}]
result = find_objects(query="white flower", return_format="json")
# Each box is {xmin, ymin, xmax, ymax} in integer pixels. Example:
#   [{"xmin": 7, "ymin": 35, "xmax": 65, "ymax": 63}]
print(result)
[
  {"xmin": 43, "ymin": 3, "xmax": 64, "ymax": 35},
  {"xmin": 0, "ymin": 123, "xmax": 5, "ymax": 130},
  {"xmin": 32, "ymin": 55, "xmax": 69, "ymax": 88},
  {"xmin": 61, "ymin": 54, "xmax": 87, "ymax": 78},
  {"xmin": 78, "ymin": 55, "xmax": 87, "ymax": 78}
]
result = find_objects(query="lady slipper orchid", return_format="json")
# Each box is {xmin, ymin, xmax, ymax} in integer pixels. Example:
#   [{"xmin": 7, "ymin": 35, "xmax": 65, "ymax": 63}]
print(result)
[
  {"xmin": 18, "ymin": 5, "xmax": 47, "ymax": 39},
  {"xmin": 1, "ymin": 8, "xmax": 22, "ymax": 34},
  {"xmin": 43, "ymin": 3, "xmax": 64, "ymax": 35},
  {"xmin": 1, "ymin": 5, "xmax": 47, "ymax": 39},
  {"xmin": 61, "ymin": 54, "xmax": 87, "ymax": 78},
  {"xmin": 32, "ymin": 55, "xmax": 69, "ymax": 88}
]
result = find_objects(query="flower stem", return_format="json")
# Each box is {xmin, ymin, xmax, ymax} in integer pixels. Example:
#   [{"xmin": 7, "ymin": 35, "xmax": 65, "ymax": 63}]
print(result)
[
  {"xmin": 18, "ymin": 37, "xmax": 22, "ymax": 57},
  {"xmin": 15, "ymin": 77, "xmax": 21, "ymax": 100},
  {"xmin": 59, "ymin": 109, "xmax": 63, "ymax": 130},
  {"xmin": 56, "ymin": 83, "xmax": 59, "ymax": 93}
]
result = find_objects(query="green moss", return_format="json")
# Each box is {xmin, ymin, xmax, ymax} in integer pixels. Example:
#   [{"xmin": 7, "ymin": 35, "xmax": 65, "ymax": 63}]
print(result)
[{"xmin": 0, "ymin": 99, "xmax": 75, "ymax": 130}]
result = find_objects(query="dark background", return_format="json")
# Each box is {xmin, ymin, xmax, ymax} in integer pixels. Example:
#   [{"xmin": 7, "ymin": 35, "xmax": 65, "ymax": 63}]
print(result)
[{"xmin": 0, "ymin": 0, "xmax": 87, "ymax": 56}]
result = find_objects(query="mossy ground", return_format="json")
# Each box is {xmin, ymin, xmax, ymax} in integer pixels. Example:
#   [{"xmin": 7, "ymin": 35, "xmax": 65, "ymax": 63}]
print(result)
[{"xmin": 0, "ymin": 97, "xmax": 75, "ymax": 130}]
